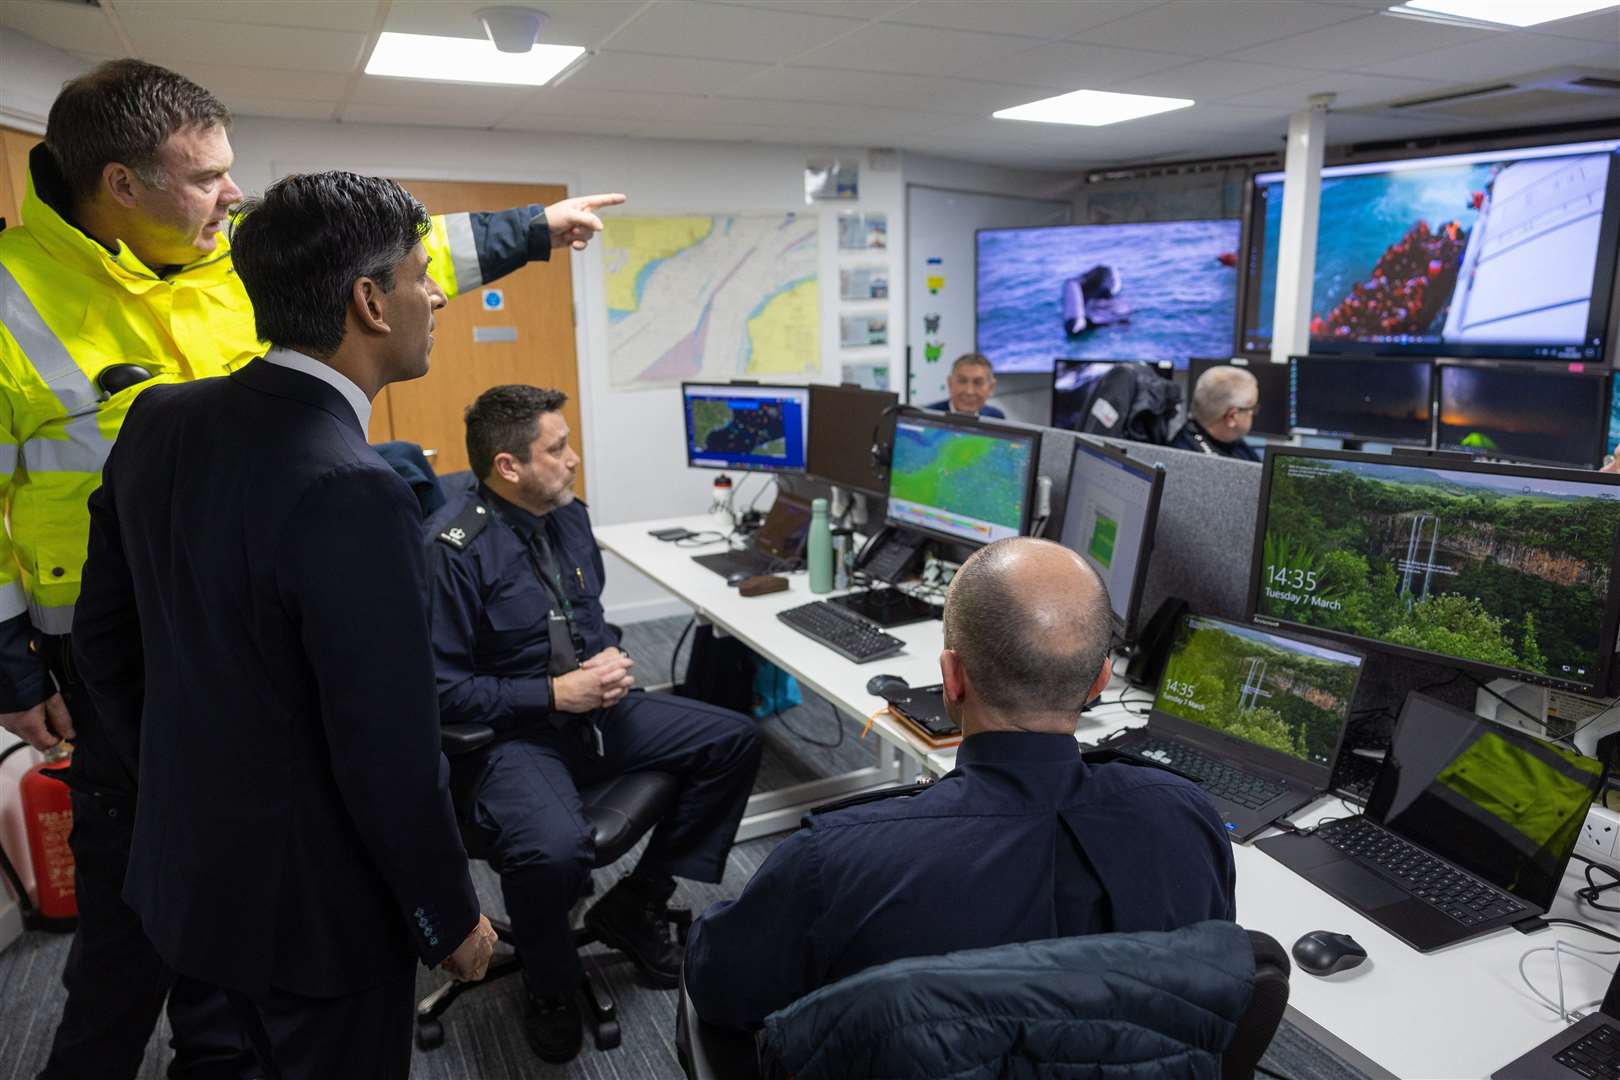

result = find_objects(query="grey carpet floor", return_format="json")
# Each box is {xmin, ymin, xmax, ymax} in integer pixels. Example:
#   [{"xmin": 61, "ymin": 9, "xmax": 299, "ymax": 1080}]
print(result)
[{"xmin": 0, "ymin": 615, "xmax": 1371, "ymax": 1080}]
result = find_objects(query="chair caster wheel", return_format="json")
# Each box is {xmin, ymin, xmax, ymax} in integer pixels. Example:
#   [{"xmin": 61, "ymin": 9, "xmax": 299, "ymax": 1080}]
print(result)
[
  {"xmin": 416, "ymin": 1019, "xmax": 445, "ymax": 1050},
  {"xmin": 595, "ymin": 1019, "xmax": 621, "ymax": 1050}
]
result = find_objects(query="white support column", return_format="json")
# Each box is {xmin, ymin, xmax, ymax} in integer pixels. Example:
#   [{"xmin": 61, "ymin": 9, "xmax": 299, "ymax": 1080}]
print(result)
[{"xmin": 1270, "ymin": 95, "xmax": 1334, "ymax": 365}]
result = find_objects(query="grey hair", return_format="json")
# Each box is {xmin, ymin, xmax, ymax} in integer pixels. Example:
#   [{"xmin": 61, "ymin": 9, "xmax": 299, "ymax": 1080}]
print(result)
[
  {"xmin": 1191, "ymin": 365, "xmax": 1259, "ymax": 425},
  {"xmin": 943, "ymin": 538, "xmax": 1113, "ymax": 716}
]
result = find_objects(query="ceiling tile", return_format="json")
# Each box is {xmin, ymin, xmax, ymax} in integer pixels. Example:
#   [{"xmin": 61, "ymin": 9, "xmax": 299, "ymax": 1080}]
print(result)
[
  {"xmin": 1079, "ymin": 1, "xmax": 1367, "ymax": 58},
  {"xmin": 510, "ymin": 86, "xmax": 692, "ymax": 121},
  {"xmin": 216, "ymin": 96, "xmax": 339, "ymax": 122},
  {"xmin": 1524, "ymin": 8, "xmax": 1620, "ymax": 42},
  {"xmin": 112, "ymin": 0, "xmax": 379, "ymax": 33},
  {"xmin": 1222, "ymin": 70, "xmax": 1454, "ymax": 111},
  {"xmin": 563, "ymin": 50, "xmax": 770, "ymax": 95},
  {"xmin": 1225, "ymin": 12, "xmax": 1492, "ymax": 70},
  {"xmin": 383, "ymin": 0, "xmax": 644, "ymax": 45},
  {"xmin": 889, "ymin": 0, "xmax": 1161, "ymax": 39},
  {"xmin": 790, "ymin": 21, "xmax": 1046, "ymax": 76},
  {"xmin": 165, "ymin": 62, "xmax": 351, "ymax": 104},
  {"xmin": 340, "ymin": 103, "xmax": 517, "ymax": 129},
  {"xmin": 0, "ymin": 1, "xmax": 127, "ymax": 56},
  {"xmin": 603, "ymin": 1, "xmax": 867, "ymax": 62},
  {"xmin": 732, "ymin": 65, "xmax": 1036, "ymax": 114},
  {"xmin": 961, "ymin": 40, "xmax": 1192, "ymax": 90},
  {"xmin": 348, "ymin": 77, "xmax": 535, "ymax": 116},
  {"xmin": 122, "ymin": 15, "xmax": 367, "ymax": 72},
  {"xmin": 703, "ymin": 0, "xmax": 911, "ymax": 17},
  {"xmin": 492, "ymin": 112, "xmax": 658, "ymax": 137},
  {"xmin": 1111, "ymin": 58, "xmax": 1321, "ymax": 102},
  {"xmin": 1353, "ymin": 32, "xmax": 1620, "ymax": 85}
]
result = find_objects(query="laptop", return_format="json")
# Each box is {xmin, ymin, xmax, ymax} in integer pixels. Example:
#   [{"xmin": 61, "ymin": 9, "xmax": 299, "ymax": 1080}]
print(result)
[
  {"xmin": 1259, "ymin": 692, "xmax": 1606, "ymax": 953},
  {"xmin": 691, "ymin": 492, "xmax": 812, "ymax": 580},
  {"xmin": 1103, "ymin": 614, "xmax": 1365, "ymax": 842},
  {"xmin": 1495, "ymin": 961, "xmax": 1620, "ymax": 1079}
]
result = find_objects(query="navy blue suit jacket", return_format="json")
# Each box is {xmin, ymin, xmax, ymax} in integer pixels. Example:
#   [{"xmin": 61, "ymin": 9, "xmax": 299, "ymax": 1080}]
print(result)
[
  {"xmin": 926, "ymin": 398, "xmax": 1005, "ymax": 419},
  {"xmin": 685, "ymin": 731, "xmax": 1237, "ymax": 1029},
  {"xmin": 74, "ymin": 358, "xmax": 478, "ymax": 998}
]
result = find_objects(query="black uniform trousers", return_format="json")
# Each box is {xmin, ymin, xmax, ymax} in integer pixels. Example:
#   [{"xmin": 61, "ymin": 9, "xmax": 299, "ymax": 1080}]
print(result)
[
  {"xmin": 221, "ymin": 963, "xmax": 416, "ymax": 1080},
  {"xmin": 451, "ymin": 690, "xmax": 761, "ymax": 995},
  {"xmin": 38, "ymin": 635, "xmax": 254, "ymax": 1080}
]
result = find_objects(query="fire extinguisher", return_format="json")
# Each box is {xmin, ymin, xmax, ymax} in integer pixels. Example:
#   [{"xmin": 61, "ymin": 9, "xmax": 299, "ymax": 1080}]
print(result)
[{"xmin": 0, "ymin": 741, "xmax": 78, "ymax": 931}]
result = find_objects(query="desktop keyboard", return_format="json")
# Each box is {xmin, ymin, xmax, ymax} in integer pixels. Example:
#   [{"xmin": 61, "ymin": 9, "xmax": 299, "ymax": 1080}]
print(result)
[
  {"xmin": 1133, "ymin": 738, "xmax": 1286, "ymax": 809},
  {"xmin": 777, "ymin": 601, "xmax": 904, "ymax": 664},
  {"xmin": 1557, "ymin": 1022, "xmax": 1620, "ymax": 1079},
  {"xmin": 1315, "ymin": 817, "xmax": 1529, "ymax": 927}
]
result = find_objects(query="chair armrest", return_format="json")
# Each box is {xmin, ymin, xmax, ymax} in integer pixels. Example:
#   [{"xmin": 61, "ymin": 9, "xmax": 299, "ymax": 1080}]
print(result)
[
  {"xmin": 441, "ymin": 722, "xmax": 497, "ymax": 756},
  {"xmin": 676, "ymin": 973, "xmax": 761, "ymax": 1080}
]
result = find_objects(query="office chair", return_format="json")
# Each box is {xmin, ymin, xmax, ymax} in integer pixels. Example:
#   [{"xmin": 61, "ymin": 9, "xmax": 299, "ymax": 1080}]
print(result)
[
  {"xmin": 675, "ymin": 925, "xmax": 1291, "ymax": 1080},
  {"xmin": 415, "ymin": 721, "xmax": 692, "ymax": 1053}
]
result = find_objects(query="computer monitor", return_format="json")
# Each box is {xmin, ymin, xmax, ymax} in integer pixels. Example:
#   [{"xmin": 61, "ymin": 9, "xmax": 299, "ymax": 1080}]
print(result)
[
  {"xmin": 1247, "ymin": 445, "xmax": 1620, "ymax": 696},
  {"xmin": 681, "ymin": 382, "xmax": 810, "ymax": 473},
  {"xmin": 1156, "ymin": 614, "xmax": 1364, "ymax": 772},
  {"xmin": 1187, "ymin": 356, "xmax": 1291, "ymax": 438},
  {"xmin": 1051, "ymin": 357, "xmax": 1174, "ymax": 431},
  {"xmin": 1289, "ymin": 355, "xmax": 1434, "ymax": 446},
  {"xmin": 806, "ymin": 383, "xmax": 898, "ymax": 497},
  {"xmin": 1058, "ymin": 439, "xmax": 1164, "ymax": 639},
  {"xmin": 885, "ymin": 411, "xmax": 1040, "ymax": 547},
  {"xmin": 977, "ymin": 219, "xmax": 1241, "ymax": 372},
  {"xmin": 1240, "ymin": 138, "xmax": 1620, "ymax": 361},
  {"xmin": 1435, "ymin": 362, "xmax": 1608, "ymax": 469}
]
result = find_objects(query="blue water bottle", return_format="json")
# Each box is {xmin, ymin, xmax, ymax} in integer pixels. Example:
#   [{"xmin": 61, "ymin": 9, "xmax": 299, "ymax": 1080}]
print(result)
[{"xmin": 808, "ymin": 497, "xmax": 833, "ymax": 594}]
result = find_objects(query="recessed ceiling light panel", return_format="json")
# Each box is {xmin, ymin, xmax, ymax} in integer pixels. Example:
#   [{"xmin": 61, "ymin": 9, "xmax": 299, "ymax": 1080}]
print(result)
[
  {"xmin": 1390, "ymin": 1, "xmax": 1620, "ymax": 28},
  {"xmin": 365, "ymin": 31, "xmax": 585, "ymax": 86},
  {"xmin": 993, "ymin": 89, "xmax": 1195, "ymax": 127}
]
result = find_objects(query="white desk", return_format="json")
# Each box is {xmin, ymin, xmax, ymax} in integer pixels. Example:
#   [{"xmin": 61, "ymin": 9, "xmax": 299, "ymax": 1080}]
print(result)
[{"xmin": 598, "ymin": 515, "xmax": 1620, "ymax": 1080}]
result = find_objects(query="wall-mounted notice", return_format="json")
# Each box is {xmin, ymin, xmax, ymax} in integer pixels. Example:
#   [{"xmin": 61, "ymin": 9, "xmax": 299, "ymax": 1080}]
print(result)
[
  {"xmin": 838, "ymin": 211, "xmax": 887, "ymax": 250},
  {"xmin": 840, "ymin": 266, "xmax": 889, "ymax": 301},
  {"xmin": 841, "ymin": 314, "xmax": 889, "ymax": 348}
]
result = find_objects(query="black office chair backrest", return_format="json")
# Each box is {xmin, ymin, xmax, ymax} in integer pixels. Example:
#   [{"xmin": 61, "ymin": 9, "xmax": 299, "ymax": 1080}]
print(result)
[{"xmin": 1224, "ymin": 930, "xmax": 1292, "ymax": 1080}]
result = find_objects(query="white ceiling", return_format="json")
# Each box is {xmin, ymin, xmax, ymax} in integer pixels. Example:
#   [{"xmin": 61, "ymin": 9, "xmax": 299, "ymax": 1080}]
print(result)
[{"xmin": 3, "ymin": 0, "xmax": 1617, "ymax": 170}]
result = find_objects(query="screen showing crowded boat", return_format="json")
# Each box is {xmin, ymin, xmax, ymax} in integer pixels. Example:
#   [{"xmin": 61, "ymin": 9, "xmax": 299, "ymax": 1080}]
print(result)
[
  {"xmin": 1247, "ymin": 447, "xmax": 1620, "ymax": 695},
  {"xmin": 976, "ymin": 219, "xmax": 1241, "ymax": 372},
  {"xmin": 1240, "ymin": 139, "xmax": 1620, "ymax": 361}
]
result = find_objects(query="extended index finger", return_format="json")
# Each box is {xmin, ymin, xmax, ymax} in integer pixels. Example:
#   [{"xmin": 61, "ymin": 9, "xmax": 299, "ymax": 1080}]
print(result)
[{"xmin": 574, "ymin": 192, "xmax": 626, "ymax": 211}]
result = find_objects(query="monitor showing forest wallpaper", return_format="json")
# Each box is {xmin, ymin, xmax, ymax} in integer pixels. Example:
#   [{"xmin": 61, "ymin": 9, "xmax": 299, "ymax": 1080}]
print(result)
[
  {"xmin": 1156, "ymin": 617, "xmax": 1362, "ymax": 766},
  {"xmin": 1254, "ymin": 455, "xmax": 1620, "ymax": 684}
]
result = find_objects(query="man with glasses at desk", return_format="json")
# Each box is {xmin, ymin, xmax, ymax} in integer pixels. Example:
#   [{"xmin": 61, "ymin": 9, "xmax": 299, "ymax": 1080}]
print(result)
[{"xmin": 1171, "ymin": 365, "xmax": 1262, "ymax": 461}]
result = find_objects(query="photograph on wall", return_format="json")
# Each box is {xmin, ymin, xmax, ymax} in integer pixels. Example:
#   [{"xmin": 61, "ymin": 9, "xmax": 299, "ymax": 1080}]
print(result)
[
  {"xmin": 841, "ymin": 362, "xmax": 890, "ymax": 391},
  {"xmin": 806, "ymin": 158, "xmax": 859, "ymax": 202},
  {"xmin": 975, "ymin": 218, "xmax": 1240, "ymax": 372},
  {"xmin": 603, "ymin": 212, "xmax": 819, "ymax": 387},
  {"xmin": 838, "ymin": 211, "xmax": 887, "ymax": 250},
  {"xmin": 839, "ymin": 265, "xmax": 889, "ymax": 301},
  {"xmin": 840, "ymin": 314, "xmax": 888, "ymax": 348}
]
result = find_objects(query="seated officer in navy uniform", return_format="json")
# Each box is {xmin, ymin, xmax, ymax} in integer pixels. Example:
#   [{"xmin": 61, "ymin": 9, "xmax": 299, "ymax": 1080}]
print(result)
[
  {"xmin": 684, "ymin": 537, "xmax": 1236, "ymax": 1031},
  {"xmin": 1169, "ymin": 365, "xmax": 1261, "ymax": 461},
  {"xmin": 426, "ymin": 385, "xmax": 763, "ymax": 1062}
]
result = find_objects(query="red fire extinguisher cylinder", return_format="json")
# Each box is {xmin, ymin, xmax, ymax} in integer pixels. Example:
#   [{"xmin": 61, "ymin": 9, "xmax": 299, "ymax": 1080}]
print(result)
[{"xmin": 20, "ymin": 744, "xmax": 77, "ymax": 924}]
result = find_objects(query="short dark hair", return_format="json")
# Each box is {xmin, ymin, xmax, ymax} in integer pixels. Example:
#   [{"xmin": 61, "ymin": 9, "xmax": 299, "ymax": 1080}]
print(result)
[
  {"xmin": 943, "ymin": 538, "xmax": 1113, "ymax": 716},
  {"xmin": 465, "ymin": 385, "xmax": 570, "ymax": 481},
  {"xmin": 46, "ymin": 59, "xmax": 231, "ymax": 203},
  {"xmin": 230, "ymin": 172, "xmax": 431, "ymax": 357}
]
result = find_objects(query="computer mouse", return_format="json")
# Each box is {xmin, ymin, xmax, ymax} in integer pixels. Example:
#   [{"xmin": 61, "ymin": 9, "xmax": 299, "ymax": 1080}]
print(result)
[
  {"xmin": 725, "ymin": 571, "xmax": 752, "ymax": 586},
  {"xmin": 866, "ymin": 673, "xmax": 909, "ymax": 699},
  {"xmin": 1291, "ymin": 930, "xmax": 1368, "ymax": 976}
]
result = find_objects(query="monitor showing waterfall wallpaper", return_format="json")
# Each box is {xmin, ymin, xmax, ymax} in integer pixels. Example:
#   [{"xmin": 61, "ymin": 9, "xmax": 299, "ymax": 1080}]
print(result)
[{"xmin": 1252, "ymin": 453, "xmax": 1620, "ymax": 688}]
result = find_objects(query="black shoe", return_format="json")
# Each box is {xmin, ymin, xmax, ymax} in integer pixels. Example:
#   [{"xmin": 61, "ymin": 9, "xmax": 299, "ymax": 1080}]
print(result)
[
  {"xmin": 583, "ymin": 877, "xmax": 682, "ymax": 989},
  {"xmin": 525, "ymin": 991, "xmax": 584, "ymax": 1064}
]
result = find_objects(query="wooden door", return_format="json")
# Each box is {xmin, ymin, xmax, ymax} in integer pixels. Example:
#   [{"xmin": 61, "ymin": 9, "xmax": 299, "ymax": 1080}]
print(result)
[
  {"xmin": 0, "ymin": 127, "xmax": 43, "ymax": 230},
  {"xmin": 373, "ymin": 179, "xmax": 584, "ymax": 496}
]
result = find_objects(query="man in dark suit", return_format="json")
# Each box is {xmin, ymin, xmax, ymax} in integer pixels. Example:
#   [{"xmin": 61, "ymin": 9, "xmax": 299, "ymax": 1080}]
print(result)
[
  {"xmin": 72, "ymin": 171, "xmax": 498, "ymax": 1079},
  {"xmin": 926, "ymin": 352, "xmax": 1005, "ymax": 419}
]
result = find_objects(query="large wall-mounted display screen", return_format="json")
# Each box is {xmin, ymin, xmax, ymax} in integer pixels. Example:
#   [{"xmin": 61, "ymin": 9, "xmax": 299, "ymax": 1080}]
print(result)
[
  {"xmin": 1241, "ymin": 140, "xmax": 1620, "ymax": 361},
  {"xmin": 977, "ymin": 219, "xmax": 1241, "ymax": 372}
]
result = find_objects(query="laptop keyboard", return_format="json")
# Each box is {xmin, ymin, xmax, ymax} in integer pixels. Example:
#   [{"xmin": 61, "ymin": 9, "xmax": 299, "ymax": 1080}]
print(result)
[
  {"xmin": 1315, "ymin": 817, "xmax": 1529, "ymax": 927},
  {"xmin": 1557, "ymin": 1022, "xmax": 1620, "ymax": 1079},
  {"xmin": 1132, "ymin": 738, "xmax": 1287, "ymax": 809}
]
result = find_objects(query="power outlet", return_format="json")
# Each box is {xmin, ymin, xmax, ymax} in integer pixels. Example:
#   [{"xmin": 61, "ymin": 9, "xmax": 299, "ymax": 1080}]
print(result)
[{"xmin": 1578, "ymin": 804, "xmax": 1620, "ymax": 860}]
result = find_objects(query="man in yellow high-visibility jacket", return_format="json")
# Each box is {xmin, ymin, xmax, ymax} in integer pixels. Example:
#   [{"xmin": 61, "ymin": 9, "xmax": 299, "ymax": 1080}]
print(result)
[{"xmin": 0, "ymin": 59, "xmax": 622, "ymax": 1078}]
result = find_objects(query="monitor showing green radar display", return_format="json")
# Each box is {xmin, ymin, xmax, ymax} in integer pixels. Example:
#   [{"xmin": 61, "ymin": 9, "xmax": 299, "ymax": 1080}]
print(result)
[
  {"xmin": 1247, "ymin": 446, "xmax": 1620, "ymax": 695},
  {"xmin": 885, "ymin": 411, "xmax": 1039, "ymax": 547},
  {"xmin": 681, "ymin": 381, "xmax": 809, "ymax": 473}
]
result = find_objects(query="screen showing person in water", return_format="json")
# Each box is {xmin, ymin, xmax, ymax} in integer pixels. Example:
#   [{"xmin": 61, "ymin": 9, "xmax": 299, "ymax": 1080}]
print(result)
[
  {"xmin": 1241, "ymin": 140, "xmax": 1620, "ymax": 361},
  {"xmin": 1250, "ymin": 448, "xmax": 1620, "ymax": 693},
  {"xmin": 976, "ymin": 219, "xmax": 1240, "ymax": 373}
]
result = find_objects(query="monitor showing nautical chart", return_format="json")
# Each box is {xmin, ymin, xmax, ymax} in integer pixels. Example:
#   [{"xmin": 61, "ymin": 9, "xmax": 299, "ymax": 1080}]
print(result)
[
  {"xmin": 976, "ymin": 220, "xmax": 1241, "ymax": 372},
  {"xmin": 1239, "ymin": 139, "xmax": 1620, "ymax": 361}
]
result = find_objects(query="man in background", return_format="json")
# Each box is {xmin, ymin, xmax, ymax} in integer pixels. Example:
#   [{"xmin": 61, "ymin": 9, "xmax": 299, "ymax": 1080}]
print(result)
[
  {"xmin": 74, "ymin": 171, "xmax": 499, "ymax": 1078},
  {"xmin": 684, "ymin": 538, "xmax": 1235, "ymax": 1030},
  {"xmin": 927, "ymin": 352, "xmax": 1005, "ymax": 419},
  {"xmin": 1170, "ymin": 365, "xmax": 1261, "ymax": 461},
  {"xmin": 0, "ymin": 57, "xmax": 621, "ymax": 1077}
]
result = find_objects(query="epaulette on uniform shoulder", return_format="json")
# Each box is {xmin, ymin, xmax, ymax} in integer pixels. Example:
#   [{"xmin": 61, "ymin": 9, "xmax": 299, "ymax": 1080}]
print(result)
[
  {"xmin": 804, "ymin": 779, "xmax": 936, "ymax": 824},
  {"xmin": 436, "ymin": 500, "xmax": 491, "ymax": 551}
]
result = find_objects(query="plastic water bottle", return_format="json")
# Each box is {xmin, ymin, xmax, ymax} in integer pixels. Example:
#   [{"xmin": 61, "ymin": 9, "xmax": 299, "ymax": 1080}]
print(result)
[
  {"xmin": 808, "ymin": 497, "xmax": 833, "ymax": 594},
  {"xmin": 709, "ymin": 474, "xmax": 734, "ymax": 524}
]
